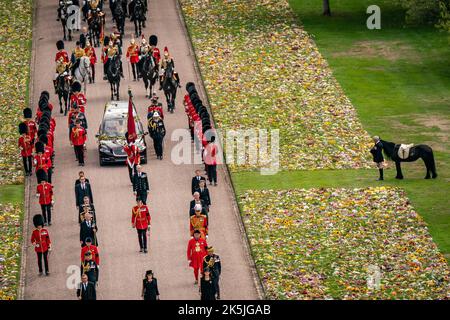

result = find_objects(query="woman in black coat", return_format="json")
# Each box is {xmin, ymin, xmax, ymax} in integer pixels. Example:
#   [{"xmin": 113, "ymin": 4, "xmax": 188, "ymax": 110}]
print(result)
[
  {"xmin": 142, "ymin": 270, "xmax": 160, "ymax": 300},
  {"xmin": 200, "ymin": 268, "xmax": 216, "ymax": 300}
]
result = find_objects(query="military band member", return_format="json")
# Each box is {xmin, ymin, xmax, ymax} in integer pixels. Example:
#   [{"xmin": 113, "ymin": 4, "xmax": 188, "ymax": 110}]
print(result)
[
  {"xmin": 133, "ymin": 165, "xmax": 149, "ymax": 204},
  {"xmin": 203, "ymin": 246, "xmax": 221, "ymax": 299},
  {"xmin": 370, "ymin": 136, "xmax": 385, "ymax": 181},
  {"xmin": 187, "ymin": 230, "xmax": 208, "ymax": 284},
  {"xmin": 124, "ymin": 132, "xmax": 141, "ymax": 183},
  {"xmin": 77, "ymin": 273, "xmax": 97, "ymax": 300},
  {"xmin": 70, "ymin": 81, "xmax": 87, "ymax": 113},
  {"xmin": 31, "ymin": 214, "xmax": 51, "ymax": 276},
  {"xmin": 84, "ymin": 41, "xmax": 97, "ymax": 83},
  {"xmin": 18, "ymin": 122, "xmax": 33, "ymax": 176},
  {"xmin": 131, "ymin": 199, "xmax": 151, "ymax": 253},
  {"xmin": 149, "ymin": 35, "xmax": 160, "ymax": 64},
  {"xmin": 190, "ymin": 205, "xmax": 208, "ymax": 240},
  {"xmin": 81, "ymin": 237, "xmax": 100, "ymax": 265},
  {"xmin": 126, "ymin": 38, "xmax": 140, "ymax": 81},
  {"xmin": 81, "ymin": 251, "xmax": 99, "ymax": 285},
  {"xmin": 36, "ymin": 171, "xmax": 54, "ymax": 226}
]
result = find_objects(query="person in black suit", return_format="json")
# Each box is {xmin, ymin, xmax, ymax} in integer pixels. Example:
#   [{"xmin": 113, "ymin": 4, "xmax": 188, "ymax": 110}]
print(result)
[
  {"xmin": 77, "ymin": 273, "xmax": 97, "ymax": 300},
  {"xmin": 200, "ymin": 268, "xmax": 216, "ymax": 300},
  {"xmin": 141, "ymin": 270, "xmax": 160, "ymax": 300},
  {"xmin": 194, "ymin": 179, "xmax": 211, "ymax": 209},
  {"xmin": 191, "ymin": 169, "xmax": 206, "ymax": 195},
  {"xmin": 75, "ymin": 171, "xmax": 90, "ymax": 186},
  {"xmin": 189, "ymin": 192, "xmax": 208, "ymax": 217},
  {"xmin": 80, "ymin": 212, "xmax": 98, "ymax": 247},
  {"xmin": 133, "ymin": 165, "xmax": 150, "ymax": 204},
  {"xmin": 79, "ymin": 26, "xmax": 89, "ymax": 49},
  {"xmin": 75, "ymin": 176, "xmax": 94, "ymax": 210}
]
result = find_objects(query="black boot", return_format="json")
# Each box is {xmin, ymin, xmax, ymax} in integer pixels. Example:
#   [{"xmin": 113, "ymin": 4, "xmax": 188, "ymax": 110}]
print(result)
[{"xmin": 378, "ymin": 169, "xmax": 384, "ymax": 181}]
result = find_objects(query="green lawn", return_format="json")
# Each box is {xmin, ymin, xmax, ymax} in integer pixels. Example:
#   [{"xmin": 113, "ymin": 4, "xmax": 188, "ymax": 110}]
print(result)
[
  {"xmin": 0, "ymin": 185, "xmax": 24, "ymax": 205},
  {"xmin": 232, "ymin": 0, "xmax": 450, "ymax": 260}
]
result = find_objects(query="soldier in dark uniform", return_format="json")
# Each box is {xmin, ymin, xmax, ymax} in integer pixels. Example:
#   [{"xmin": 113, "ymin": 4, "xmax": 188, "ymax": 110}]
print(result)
[
  {"xmin": 81, "ymin": 251, "xmax": 99, "ymax": 286},
  {"xmin": 148, "ymin": 112, "xmax": 166, "ymax": 160},
  {"xmin": 133, "ymin": 165, "xmax": 150, "ymax": 204},
  {"xmin": 203, "ymin": 246, "xmax": 221, "ymax": 299},
  {"xmin": 370, "ymin": 136, "xmax": 385, "ymax": 181}
]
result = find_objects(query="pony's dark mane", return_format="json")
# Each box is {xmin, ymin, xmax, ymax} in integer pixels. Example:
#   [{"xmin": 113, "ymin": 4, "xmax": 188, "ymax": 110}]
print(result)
[{"xmin": 380, "ymin": 139, "xmax": 395, "ymax": 160}]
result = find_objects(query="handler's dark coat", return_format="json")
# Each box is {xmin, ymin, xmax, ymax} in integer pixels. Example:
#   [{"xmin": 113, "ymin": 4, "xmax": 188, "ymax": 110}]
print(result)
[{"xmin": 370, "ymin": 141, "xmax": 384, "ymax": 163}]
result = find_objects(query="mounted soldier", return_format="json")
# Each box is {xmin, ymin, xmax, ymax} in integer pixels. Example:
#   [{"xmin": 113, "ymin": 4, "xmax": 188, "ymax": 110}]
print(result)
[
  {"xmin": 71, "ymin": 41, "xmax": 86, "ymax": 75},
  {"xmin": 84, "ymin": 41, "xmax": 97, "ymax": 83},
  {"xmin": 159, "ymin": 46, "xmax": 180, "ymax": 91}
]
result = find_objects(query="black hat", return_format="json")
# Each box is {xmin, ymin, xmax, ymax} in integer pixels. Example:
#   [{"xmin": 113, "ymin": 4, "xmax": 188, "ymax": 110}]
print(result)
[
  {"xmin": 37, "ymin": 128, "xmax": 48, "ymax": 137},
  {"xmin": 85, "ymin": 237, "xmax": 92, "ymax": 243},
  {"xmin": 210, "ymin": 135, "xmax": 216, "ymax": 142},
  {"xmin": 36, "ymin": 169, "xmax": 48, "ymax": 182},
  {"xmin": 33, "ymin": 214, "xmax": 45, "ymax": 228},
  {"xmin": 76, "ymin": 41, "xmax": 80, "ymax": 46},
  {"xmin": 38, "ymin": 99, "xmax": 49, "ymax": 112},
  {"xmin": 103, "ymin": 35, "xmax": 110, "ymax": 47},
  {"xmin": 193, "ymin": 229, "xmax": 201, "ymax": 235},
  {"xmin": 35, "ymin": 141, "xmax": 45, "ymax": 153},
  {"xmin": 40, "ymin": 91, "xmax": 50, "ymax": 100},
  {"xmin": 23, "ymin": 107, "xmax": 32, "ymax": 119},
  {"xmin": 19, "ymin": 122, "xmax": 28, "ymax": 135},
  {"xmin": 145, "ymin": 270, "xmax": 153, "ymax": 276},
  {"xmin": 39, "ymin": 134, "xmax": 48, "ymax": 145},
  {"xmin": 186, "ymin": 82, "xmax": 196, "ymax": 93},
  {"xmin": 56, "ymin": 40, "xmax": 64, "ymax": 50},
  {"xmin": 71, "ymin": 81, "xmax": 82, "ymax": 93},
  {"xmin": 149, "ymin": 35, "xmax": 158, "ymax": 46}
]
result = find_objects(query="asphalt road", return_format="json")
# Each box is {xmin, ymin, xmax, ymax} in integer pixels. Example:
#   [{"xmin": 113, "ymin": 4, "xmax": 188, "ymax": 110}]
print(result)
[{"xmin": 23, "ymin": 0, "xmax": 259, "ymax": 300}]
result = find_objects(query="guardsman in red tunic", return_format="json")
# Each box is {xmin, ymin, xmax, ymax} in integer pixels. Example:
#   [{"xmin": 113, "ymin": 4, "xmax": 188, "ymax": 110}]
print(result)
[
  {"xmin": 33, "ymin": 142, "xmax": 52, "ymax": 183},
  {"xmin": 18, "ymin": 122, "xmax": 33, "ymax": 176},
  {"xmin": 23, "ymin": 108, "xmax": 37, "ymax": 144},
  {"xmin": 149, "ymin": 35, "xmax": 160, "ymax": 64},
  {"xmin": 31, "ymin": 214, "xmax": 52, "ymax": 276},
  {"xmin": 187, "ymin": 230, "xmax": 208, "ymax": 284},
  {"xmin": 36, "ymin": 170, "xmax": 54, "ymax": 226},
  {"xmin": 84, "ymin": 41, "xmax": 97, "ymax": 83},
  {"xmin": 71, "ymin": 120, "xmax": 87, "ymax": 166},
  {"xmin": 124, "ymin": 132, "xmax": 141, "ymax": 183},
  {"xmin": 126, "ymin": 38, "xmax": 140, "ymax": 81},
  {"xmin": 70, "ymin": 81, "xmax": 87, "ymax": 113},
  {"xmin": 131, "ymin": 199, "xmax": 151, "ymax": 253},
  {"xmin": 190, "ymin": 204, "xmax": 208, "ymax": 240},
  {"xmin": 54, "ymin": 40, "xmax": 70, "ymax": 91},
  {"xmin": 81, "ymin": 237, "xmax": 100, "ymax": 265}
]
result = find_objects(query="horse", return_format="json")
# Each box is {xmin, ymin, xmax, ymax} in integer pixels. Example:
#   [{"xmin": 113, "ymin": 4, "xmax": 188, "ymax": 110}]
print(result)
[
  {"xmin": 141, "ymin": 54, "xmax": 158, "ymax": 98},
  {"xmin": 55, "ymin": 73, "xmax": 72, "ymax": 115},
  {"xmin": 380, "ymin": 139, "xmax": 438, "ymax": 179},
  {"xmin": 107, "ymin": 55, "xmax": 121, "ymax": 100},
  {"xmin": 87, "ymin": 10, "xmax": 103, "ymax": 47},
  {"xmin": 112, "ymin": 0, "xmax": 126, "ymax": 35},
  {"xmin": 161, "ymin": 63, "xmax": 179, "ymax": 113},
  {"xmin": 73, "ymin": 56, "xmax": 91, "ymax": 95},
  {"xmin": 130, "ymin": 0, "xmax": 146, "ymax": 37},
  {"xmin": 57, "ymin": 1, "xmax": 72, "ymax": 41}
]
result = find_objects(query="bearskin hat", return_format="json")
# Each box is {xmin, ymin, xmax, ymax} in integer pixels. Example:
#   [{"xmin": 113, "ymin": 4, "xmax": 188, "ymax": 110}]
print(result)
[
  {"xmin": 202, "ymin": 124, "xmax": 212, "ymax": 134},
  {"xmin": 35, "ymin": 141, "xmax": 45, "ymax": 153},
  {"xmin": 56, "ymin": 40, "xmax": 64, "ymax": 50},
  {"xmin": 36, "ymin": 169, "xmax": 48, "ymax": 182},
  {"xmin": 37, "ymin": 127, "xmax": 48, "ymax": 136},
  {"xmin": 38, "ymin": 99, "xmax": 49, "ymax": 112},
  {"xmin": 38, "ymin": 124, "xmax": 49, "ymax": 134},
  {"xmin": 186, "ymin": 82, "xmax": 196, "ymax": 93},
  {"xmin": 19, "ymin": 122, "xmax": 28, "ymax": 135},
  {"xmin": 39, "ymin": 134, "xmax": 48, "ymax": 145},
  {"xmin": 23, "ymin": 107, "xmax": 32, "ymax": 119},
  {"xmin": 103, "ymin": 35, "xmax": 110, "ymax": 47},
  {"xmin": 33, "ymin": 214, "xmax": 45, "ymax": 228},
  {"xmin": 71, "ymin": 81, "xmax": 82, "ymax": 93},
  {"xmin": 40, "ymin": 91, "xmax": 50, "ymax": 100},
  {"xmin": 149, "ymin": 35, "xmax": 158, "ymax": 46}
]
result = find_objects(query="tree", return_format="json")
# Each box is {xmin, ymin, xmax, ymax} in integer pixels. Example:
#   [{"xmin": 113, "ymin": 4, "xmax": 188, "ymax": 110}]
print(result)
[
  {"xmin": 323, "ymin": 0, "xmax": 331, "ymax": 16},
  {"xmin": 396, "ymin": 0, "xmax": 445, "ymax": 25},
  {"xmin": 437, "ymin": 0, "xmax": 450, "ymax": 33}
]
